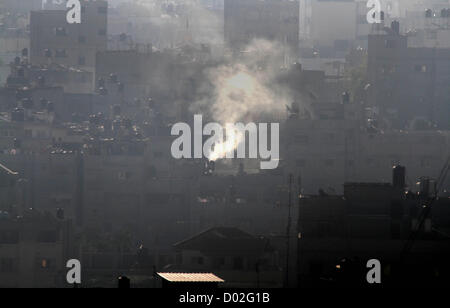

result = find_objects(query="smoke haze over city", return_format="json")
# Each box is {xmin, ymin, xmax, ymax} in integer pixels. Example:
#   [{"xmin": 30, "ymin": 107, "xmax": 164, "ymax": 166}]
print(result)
[{"xmin": 0, "ymin": 0, "xmax": 449, "ymax": 295}]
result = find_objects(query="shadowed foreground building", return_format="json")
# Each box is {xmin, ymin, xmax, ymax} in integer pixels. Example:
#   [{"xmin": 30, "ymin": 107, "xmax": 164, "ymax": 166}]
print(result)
[
  {"xmin": 0, "ymin": 209, "xmax": 74, "ymax": 288},
  {"xmin": 170, "ymin": 227, "xmax": 283, "ymax": 288},
  {"xmin": 297, "ymin": 166, "xmax": 450, "ymax": 287}
]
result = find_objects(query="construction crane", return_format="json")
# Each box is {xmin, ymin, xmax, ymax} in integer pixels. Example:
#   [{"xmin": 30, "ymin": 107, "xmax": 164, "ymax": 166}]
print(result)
[{"xmin": 400, "ymin": 155, "xmax": 450, "ymax": 262}]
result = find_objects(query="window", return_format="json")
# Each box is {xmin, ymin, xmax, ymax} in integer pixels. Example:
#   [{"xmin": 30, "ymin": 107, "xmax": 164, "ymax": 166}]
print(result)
[
  {"xmin": 294, "ymin": 135, "xmax": 309, "ymax": 145},
  {"xmin": 37, "ymin": 258, "xmax": 54, "ymax": 270},
  {"xmin": 78, "ymin": 56, "xmax": 86, "ymax": 66},
  {"xmin": 55, "ymin": 49, "xmax": 67, "ymax": 58},
  {"xmin": 0, "ymin": 230, "xmax": 19, "ymax": 244},
  {"xmin": 427, "ymin": 31, "xmax": 437, "ymax": 39},
  {"xmin": 385, "ymin": 39, "xmax": 395, "ymax": 48},
  {"xmin": 420, "ymin": 157, "xmax": 431, "ymax": 168},
  {"xmin": 213, "ymin": 257, "xmax": 226, "ymax": 268},
  {"xmin": 415, "ymin": 64, "xmax": 428, "ymax": 73},
  {"xmin": 323, "ymin": 133, "xmax": 335, "ymax": 142},
  {"xmin": 357, "ymin": 14, "xmax": 367, "ymax": 24},
  {"xmin": 118, "ymin": 171, "xmax": 132, "ymax": 181},
  {"xmin": 153, "ymin": 152, "xmax": 163, "ymax": 159},
  {"xmin": 0, "ymin": 129, "xmax": 13, "ymax": 137},
  {"xmin": 37, "ymin": 230, "xmax": 57, "ymax": 243},
  {"xmin": 324, "ymin": 159, "xmax": 335, "ymax": 167},
  {"xmin": 55, "ymin": 27, "xmax": 67, "ymax": 36},
  {"xmin": 191, "ymin": 256, "xmax": 204, "ymax": 265},
  {"xmin": 391, "ymin": 223, "xmax": 401, "ymax": 239},
  {"xmin": 390, "ymin": 201, "xmax": 403, "ymax": 219},
  {"xmin": 317, "ymin": 222, "xmax": 331, "ymax": 238},
  {"xmin": 233, "ymin": 257, "xmax": 244, "ymax": 270},
  {"xmin": 1, "ymin": 258, "xmax": 16, "ymax": 273},
  {"xmin": 145, "ymin": 193, "xmax": 170, "ymax": 205},
  {"xmin": 218, "ymin": 257, "xmax": 225, "ymax": 267},
  {"xmin": 296, "ymin": 159, "xmax": 306, "ymax": 167}
]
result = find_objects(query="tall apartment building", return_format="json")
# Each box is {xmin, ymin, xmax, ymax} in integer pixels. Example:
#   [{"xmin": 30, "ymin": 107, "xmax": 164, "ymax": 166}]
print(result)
[
  {"xmin": 367, "ymin": 22, "xmax": 450, "ymax": 129},
  {"xmin": 224, "ymin": 0, "xmax": 299, "ymax": 57},
  {"xmin": 30, "ymin": 0, "xmax": 108, "ymax": 72}
]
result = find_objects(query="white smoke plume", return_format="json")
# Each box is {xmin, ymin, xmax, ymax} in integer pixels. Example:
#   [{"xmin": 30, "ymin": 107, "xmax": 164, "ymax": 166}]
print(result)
[
  {"xmin": 191, "ymin": 38, "xmax": 292, "ymax": 161},
  {"xmin": 192, "ymin": 38, "xmax": 291, "ymax": 125},
  {"xmin": 120, "ymin": 1, "xmax": 294, "ymax": 161}
]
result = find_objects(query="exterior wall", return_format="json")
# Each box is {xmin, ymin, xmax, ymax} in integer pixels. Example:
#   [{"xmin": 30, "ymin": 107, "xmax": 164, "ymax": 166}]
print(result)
[
  {"xmin": 283, "ymin": 116, "xmax": 450, "ymax": 194},
  {"xmin": 95, "ymin": 50, "xmax": 214, "ymax": 120},
  {"xmin": 284, "ymin": 118, "xmax": 357, "ymax": 193},
  {"xmin": 408, "ymin": 29, "xmax": 450, "ymax": 49},
  {"xmin": 0, "ymin": 35, "xmax": 29, "ymax": 85},
  {"xmin": 28, "ymin": 68, "xmax": 94, "ymax": 94},
  {"xmin": 177, "ymin": 248, "xmax": 283, "ymax": 288},
  {"xmin": 368, "ymin": 33, "xmax": 450, "ymax": 129},
  {"xmin": 224, "ymin": 0, "xmax": 299, "ymax": 56},
  {"xmin": 310, "ymin": 0, "xmax": 357, "ymax": 48},
  {"xmin": 0, "ymin": 0, "xmax": 42, "ymax": 14},
  {"xmin": 0, "ymin": 217, "xmax": 73, "ymax": 288},
  {"xmin": 30, "ymin": 1, "xmax": 108, "ymax": 72},
  {"xmin": 297, "ymin": 191, "xmax": 450, "ymax": 286}
]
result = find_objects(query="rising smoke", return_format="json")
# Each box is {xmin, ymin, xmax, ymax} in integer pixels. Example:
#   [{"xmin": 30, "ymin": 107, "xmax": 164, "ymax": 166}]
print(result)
[
  {"xmin": 192, "ymin": 38, "xmax": 291, "ymax": 125},
  {"xmin": 130, "ymin": 1, "xmax": 294, "ymax": 161},
  {"xmin": 190, "ymin": 38, "xmax": 292, "ymax": 161}
]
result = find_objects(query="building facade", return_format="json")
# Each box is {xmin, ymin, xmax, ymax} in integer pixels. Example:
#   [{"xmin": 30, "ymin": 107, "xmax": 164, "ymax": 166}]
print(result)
[
  {"xmin": 30, "ymin": 0, "xmax": 108, "ymax": 72},
  {"xmin": 224, "ymin": 0, "xmax": 299, "ymax": 57}
]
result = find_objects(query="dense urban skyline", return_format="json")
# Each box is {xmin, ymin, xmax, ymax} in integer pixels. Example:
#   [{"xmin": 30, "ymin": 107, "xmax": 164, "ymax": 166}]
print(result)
[{"xmin": 0, "ymin": 0, "xmax": 449, "ymax": 291}]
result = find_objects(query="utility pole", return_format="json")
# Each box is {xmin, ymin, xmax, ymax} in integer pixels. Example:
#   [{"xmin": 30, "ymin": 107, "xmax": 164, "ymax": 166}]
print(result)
[
  {"xmin": 285, "ymin": 174, "xmax": 293, "ymax": 287},
  {"xmin": 297, "ymin": 174, "xmax": 302, "ymax": 287}
]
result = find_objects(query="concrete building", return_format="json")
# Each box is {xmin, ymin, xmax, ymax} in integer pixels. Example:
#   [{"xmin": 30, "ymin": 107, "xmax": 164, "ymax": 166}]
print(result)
[
  {"xmin": 367, "ymin": 22, "xmax": 450, "ymax": 129},
  {"xmin": 0, "ymin": 209, "xmax": 74, "ymax": 288},
  {"xmin": 297, "ymin": 167, "xmax": 450, "ymax": 287},
  {"xmin": 283, "ymin": 107, "xmax": 450, "ymax": 194},
  {"xmin": 7, "ymin": 59, "xmax": 94, "ymax": 94},
  {"xmin": 0, "ymin": 162, "xmax": 18, "ymax": 213},
  {"xmin": 298, "ymin": 0, "xmax": 402, "ymax": 72},
  {"xmin": 299, "ymin": 0, "xmax": 357, "ymax": 49},
  {"xmin": 171, "ymin": 227, "xmax": 283, "ymax": 288},
  {"xmin": 0, "ymin": 30, "xmax": 29, "ymax": 85},
  {"xmin": 30, "ymin": 0, "xmax": 108, "ymax": 72},
  {"xmin": 224, "ymin": 0, "xmax": 299, "ymax": 58},
  {"xmin": 95, "ymin": 49, "xmax": 217, "ymax": 121}
]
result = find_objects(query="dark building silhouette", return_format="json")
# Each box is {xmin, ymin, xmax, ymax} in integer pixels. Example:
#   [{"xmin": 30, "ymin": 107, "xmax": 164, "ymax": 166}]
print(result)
[{"xmin": 297, "ymin": 167, "xmax": 450, "ymax": 287}]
